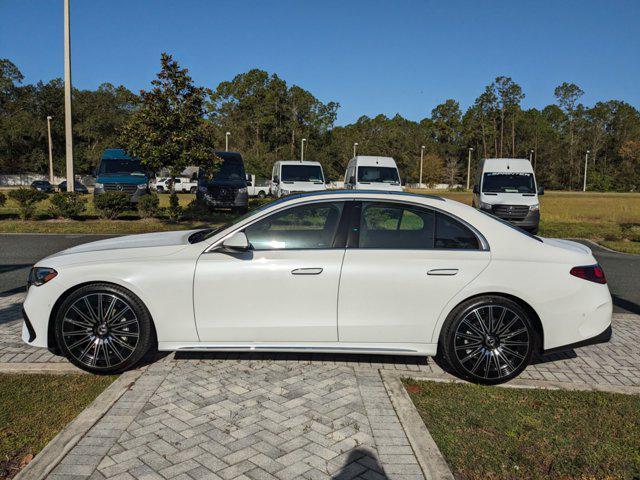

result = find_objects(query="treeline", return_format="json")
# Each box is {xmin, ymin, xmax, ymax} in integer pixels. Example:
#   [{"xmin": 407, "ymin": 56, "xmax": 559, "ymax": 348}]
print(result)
[{"xmin": 1, "ymin": 57, "xmax": 639, "ymax": 191}]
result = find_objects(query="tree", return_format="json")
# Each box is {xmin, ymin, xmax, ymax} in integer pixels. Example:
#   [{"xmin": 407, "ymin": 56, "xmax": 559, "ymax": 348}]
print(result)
[
  {"xmin": 120, "ymin": 53, "xmax": 216, "ymax": 188},
  {"xmin": 555, "ymin": 82, "xmax": 584, "ymax": 188}
]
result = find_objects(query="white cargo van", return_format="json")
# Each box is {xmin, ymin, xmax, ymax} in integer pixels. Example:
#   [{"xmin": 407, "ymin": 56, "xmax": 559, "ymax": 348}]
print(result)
[
  {"xmin": 270, "ymin": 160, "xmax": 327, "ymax": 198},
  {"xmin": 472, "ymin": 158, "xmax": 543, "ymax": 233},
  {"xmin": 344, "ymin": 156, "xmax": 402, "ymax": 191}
]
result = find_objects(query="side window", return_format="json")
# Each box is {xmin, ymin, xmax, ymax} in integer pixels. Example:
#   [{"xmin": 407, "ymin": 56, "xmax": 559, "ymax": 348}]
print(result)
[
  {"xmin": 359, "ymin": 203, "xmax": 434, "ymax": 249},
  {"xmin": 435, "ymin": 213, "xmax": 480, "ymax": 249},
  {"xmin": 245, "ymin": 202, "xmax": 344, "ymax": 250},
  {"xmin": 174, "ymin": 179, "xmax": 181, "ymax": 184}
]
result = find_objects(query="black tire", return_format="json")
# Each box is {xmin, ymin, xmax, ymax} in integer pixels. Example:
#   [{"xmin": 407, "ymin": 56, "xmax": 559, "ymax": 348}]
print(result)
[
  {"xmin": 257, "ymin": 191, "xmax": 266, "ymax": 199},
  {"xmin": 190, "ymin": 186, "xmax": 197, "ymax": 194},
  {"xmin": 156, "ymin": 186, "xmax": 164, "ymax": 193},
  {"xmin": 439, "ymin": 296, "xmax": 536, "ymax": 385},
  {"xmin": 54, "ymin": 283, "xmax": 154, "ymax": 374}
]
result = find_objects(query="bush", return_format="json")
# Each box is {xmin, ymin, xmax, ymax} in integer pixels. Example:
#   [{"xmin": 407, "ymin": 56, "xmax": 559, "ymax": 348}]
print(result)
[
  {"xmin": 93, "ymin": 191, "xmax": 131, "ymax": 219},
  {"xmin": 0, "ymin": 191, "xmax": 6, "ymax": 208},
  {"xmin": 166, "ymin": 192, "xmax": 183, "ymax": 222},
  {"xmin": 7, "ymin": 188, "xmax": 47, "ymax": 220},
  {"xmin": 49, "ymin": 192, "xmax": 87, "ymax": 219},
  {"xmin": 137, "ymin": 194, "xmax": 160, "ymax": 218}
]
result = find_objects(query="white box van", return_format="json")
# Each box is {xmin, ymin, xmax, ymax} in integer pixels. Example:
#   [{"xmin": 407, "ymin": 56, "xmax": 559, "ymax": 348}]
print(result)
[
  {"xmin": 472, "ymin": 158, "xmax": 543, "ymax": 234},
  {"xmin": 270, "ymin": 160, "xmax": 327, "ymax": 198},
  {"xmin": 344, "ymin": 156, "xmax": 402, "ymax": 191}
]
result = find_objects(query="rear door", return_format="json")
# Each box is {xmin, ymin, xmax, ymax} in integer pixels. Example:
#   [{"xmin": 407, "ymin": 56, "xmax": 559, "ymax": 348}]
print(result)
[{"xmin": 338, "ymin": 201, "xmax": 490, "ymax": 344}]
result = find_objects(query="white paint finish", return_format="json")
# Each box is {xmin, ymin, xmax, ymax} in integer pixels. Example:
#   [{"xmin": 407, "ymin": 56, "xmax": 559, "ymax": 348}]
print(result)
[
  {"xmin": 338, "ymin": 249, "xmax": 490, "ymax": 342},
  {"xmin": 344, "ymin": 156, "xmax": 402, "ymax": 191},
  {"xmin": 193, "ymin": 249, "xmax": 345, "ymax": 342}
]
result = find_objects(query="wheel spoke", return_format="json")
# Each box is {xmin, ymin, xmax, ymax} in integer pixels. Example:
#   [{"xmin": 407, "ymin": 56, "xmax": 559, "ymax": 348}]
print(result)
[
  {"xmin": 493, "ymin": 307, "xmax": 507, "ymax": 334},
  {"xmin": 501, "ymin": 345, "xmax": 525, "ymax": 360},
  {"xmin": 110, "ymin": 319, "xmax": 138, "ymax": 331},
  {"xmin": 69, "ymin": 306, "xmax": 95, "ymax": 326},
  {"xmin": 461, "ymin": 319, "xmax": 485, "ymax": 338},
  {"xmin": 455, "ymin": 340, "xmax": 482, "ymax": 350},
  {"xmin": 83, "ymin": 297, "xmax": 99, "ymax": 323},
  {"xmin": 456, "ymin": 331, "xmax": 483, "ymax": 342},
  {"xmin": 459, "ymin": 346, "xmax": 483, "ymax": 363},
  {"xmin": 64, "ymin": 316, "xmax": 93, "ymax": 329},
  {"xmin": 501, "ymin": 327, "xmax": 527, "ymax": 340},
  {"xmin": 104, "ymin": 296, "xmax": 117, "ymax": 323},
  {"xmin": 474, "ymin": 310, "xmax": 489, "ymax": 334},
  {"xmin": 101, "ymin": 340, "xmax": 111, "ymax": 367},
  {"xmin": 67, "ymin": 334, "xmax": 93, "ymax": 350},
  {"xmin": 107, "ymin": 306, "xmax": 132, "ymax": 326},
  {"xmin": 470, "ymin": 351, "xmax": 485, "ymax": 373},
  {"xmin": 110, "ymin": 335, "xmax": 135, "ymax": 351}
]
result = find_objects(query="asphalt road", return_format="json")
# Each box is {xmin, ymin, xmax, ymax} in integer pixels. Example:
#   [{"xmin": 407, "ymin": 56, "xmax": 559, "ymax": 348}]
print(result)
[{"xmin": 0, "ymin": 234, "xmax": 638, "ymax": 314}]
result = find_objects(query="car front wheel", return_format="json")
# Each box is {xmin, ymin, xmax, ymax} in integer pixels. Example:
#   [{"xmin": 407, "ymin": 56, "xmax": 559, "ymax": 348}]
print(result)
[
  {"xmin": 440, "ymin": 296, "xmax": 536, "ymax": 385},
  {"xmin": 54, "ymin": 283, "xmax": 154, "ymax": 374}
]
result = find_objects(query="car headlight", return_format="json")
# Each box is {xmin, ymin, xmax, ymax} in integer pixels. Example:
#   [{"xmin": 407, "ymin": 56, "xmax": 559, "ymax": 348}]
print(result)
[
  {"xmin": 94, "ymin": 182, "xmax": 103, "ymax": 189},
  {"xmin": 27, "ymin": 267, "xmax": 57, "ymax": 287},
  {"xmin": 529, "ymin": 204, "xmax": 540, "ymax": 211},
  {"xmin": 238, "ymin": 187, "xmax": 248, "ymax": 194},
  {"xmin": 480, "ymin": 201, "xmax": 493, "ymax": 210}
]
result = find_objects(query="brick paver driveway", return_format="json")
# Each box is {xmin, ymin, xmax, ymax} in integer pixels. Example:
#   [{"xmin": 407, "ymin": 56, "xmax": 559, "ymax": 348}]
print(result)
[{"xmin": 1, "ymin": 293, "xmax": 639, "ymax": 479}]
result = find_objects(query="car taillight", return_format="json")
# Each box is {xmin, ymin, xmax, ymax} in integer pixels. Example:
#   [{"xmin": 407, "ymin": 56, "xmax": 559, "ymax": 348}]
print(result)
[{"xmin": 570, "ymin": 264, "xmax": 606, "ymax": 284}]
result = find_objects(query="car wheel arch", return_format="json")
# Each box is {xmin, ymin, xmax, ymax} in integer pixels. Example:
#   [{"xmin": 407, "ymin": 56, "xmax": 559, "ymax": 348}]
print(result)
[
  {"xmin": 433, "ymin": 291, "xmax": 544, "ymax": 354},
  {"xmin": 47, "ymin": 280, "xmax": 158, "ymax": 354}
]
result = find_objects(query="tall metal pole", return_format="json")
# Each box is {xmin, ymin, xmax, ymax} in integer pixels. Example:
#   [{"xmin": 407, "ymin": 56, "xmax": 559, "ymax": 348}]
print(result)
[
  {"xmin": 301, "ymin": 138, "xmax": 306, "ymax": 162},
  {"xmin": 353, "ymin": 142, "xmax": 358, "ymax": 158},
  {"xmin": 225, "ymin": 132, "xmax": 230, "ymax": 151},
  {"xmin": 47, "ymin": 116, "xmax": 54, "ymax": 183},
  {"xmin": 419, "ymin": 145, "xmax": 425, "ymax": 188},
  {"xmin": 63, "ymin": 0, "xmax": 74, "ymax": 191},
  {"xmin": 583, "ymin": 150, "xmax": 590, "ymax": 192},
  {"xmin": 466, "ymin": 147, "xmax": 474, "ymax": 190}
]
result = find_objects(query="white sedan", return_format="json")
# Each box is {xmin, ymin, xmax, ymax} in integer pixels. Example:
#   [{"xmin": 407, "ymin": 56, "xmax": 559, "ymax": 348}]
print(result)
[{"xmin": 22, "ymin": 191, "xmax": 612, "ymax": 384}]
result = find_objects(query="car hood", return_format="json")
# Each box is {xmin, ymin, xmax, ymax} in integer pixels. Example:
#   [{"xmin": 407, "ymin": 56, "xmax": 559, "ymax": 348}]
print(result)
[
  {"xmin": 540, "ymin": 238, "xmax": 593, "ymax": 256},
  {"xmin": 480, "ymin": 192, "xmax": 538, "ymax": 206},
  {"xmin": 39, "ymin": 230, "xmax": 200, "ymax": 267}
]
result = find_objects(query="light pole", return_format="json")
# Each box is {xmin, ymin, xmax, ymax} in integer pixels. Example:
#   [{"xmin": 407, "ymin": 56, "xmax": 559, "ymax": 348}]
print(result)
[
  {"xmin": 225, "ymin": 131, "xmax": 230, "ymax": 151},
  {"xmin": 529, "ymin": 149, "xmax": 534, "ymax": 164},
  {"xmin": 46, "ymin": 116, "xmax": 54, "ymax": 183},
  {"xmin": 301, "ymin": 138, "xmax": 306, "ymax": 162},
  {"xmin": 466, "ymin": 147, "xmax": 474, "ymax": 190},
  {"xmin": 583, "ymin": 150, "xmax": 590, "ymax": 192},
  {"xmin": 353, "ymin": 142, "xmax": 358, "ymax": 158},
  {"xmin": 419, "ymin": 145, "xmax": 425, "ymax": 188},
  {"xmin": 63, "ymin": 0, "xmax": 74, "ymax": 191}
]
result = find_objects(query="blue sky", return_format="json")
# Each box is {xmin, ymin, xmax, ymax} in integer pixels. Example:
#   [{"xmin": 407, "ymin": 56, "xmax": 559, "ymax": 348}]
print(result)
[{"xmin": 1, "ymin": 0, "xmax": 639, "ymax": 125}]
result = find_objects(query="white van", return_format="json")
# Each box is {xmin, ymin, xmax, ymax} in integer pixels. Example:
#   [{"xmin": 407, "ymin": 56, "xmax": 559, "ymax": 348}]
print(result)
[
  {"xmin": 344, "ymin": 156, "xmax": 402, "ymax": 191},
  {"xmin": 472, "ymin": 158, "xmax": 543, "ymax": 234},
  {"xmin": 270, "ymin": 160, "xmax": 327, "ymax": 198}
]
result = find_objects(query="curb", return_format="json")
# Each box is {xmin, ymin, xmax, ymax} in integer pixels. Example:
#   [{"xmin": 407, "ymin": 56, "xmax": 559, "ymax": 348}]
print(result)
[
  {"xmin": 13, "ymin": 368, "xmax": 144, "ymax": 480},
  {"xmin": 0, "ymin": 362, "xmax": 85, "ymax": 374},
  {"xmin": 380, "ymin": 370, "xmax": 455, "ymax": 480},
  {"xmin": 570, "ymin": 237, "xmax": 640, "ymax": 256}
]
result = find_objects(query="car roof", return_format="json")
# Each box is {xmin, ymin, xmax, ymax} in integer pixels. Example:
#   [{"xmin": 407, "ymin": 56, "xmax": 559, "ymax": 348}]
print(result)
[
  {"xmin": 481, "ymin": 158, "xmax": 533, "ymax": 173},
  {"xmin": 276, "ymin": 160, "xmax": 323, "ymax": 166},
  {"xmin": 348, "ymin": 156, "xmax": 397, "ymax": 167},
  {"xmin": 272, "ymin": 189, "xmax": 444, "ymax": 204}
]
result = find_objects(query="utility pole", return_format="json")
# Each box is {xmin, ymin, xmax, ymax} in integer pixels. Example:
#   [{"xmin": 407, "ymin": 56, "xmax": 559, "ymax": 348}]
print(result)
[
  {"xmin": 419, "ymin": 145, "xmax": 425, "ymax": 188},
  {"xmin": 63, "ymin": 0, "xmax": 74, "ymax": 191},
  {"xmin": 225, "ymin": 131, "xmax": 230, "ymax": 151},
  {"xmin": 529, "ymin": 149, "xmax": 533, "ymax": 164},
  {"xmin": 466, "ymin": 147, "xmax": 474, "ymax": 190},
  {"xmin": 301, "ymin": 138, "xmax": 306, "ymax": 162},
  {"xmin": 583, "ymin": 150, "xmax": 590, "ymax": 192},
  {"xmin": 47, "ymin": 116, "xmax": 54, "ymax": 183},
  {"xmin": 353, "ymin": 142, "xmax": 358, "ymax": 158}
]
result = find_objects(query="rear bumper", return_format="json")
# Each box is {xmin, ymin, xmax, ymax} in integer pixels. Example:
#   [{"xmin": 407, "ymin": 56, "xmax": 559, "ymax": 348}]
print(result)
[{"xmin": 543, "ymin": 324, "xmax": 612, "ymax": 355}]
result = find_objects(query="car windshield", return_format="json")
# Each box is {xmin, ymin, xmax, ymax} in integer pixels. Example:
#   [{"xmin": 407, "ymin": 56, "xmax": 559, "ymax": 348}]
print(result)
[
  {"xmin": 99, "ymin": 158, "xmax": 144, "ymax": 175},
  {"xmin": 482, "ymin": 172, "xmax": 535, "ymax": 193},
  {"xmin": 281, "ymin": 165, "xmax": 324, "ymax": 182},
  {"xmin": 357, "ymin": 166, "xmax": 399, "ymax": 183},
  {"xmin": 199, "ymin": 159, "xmax": 245, "ymax": 182}
]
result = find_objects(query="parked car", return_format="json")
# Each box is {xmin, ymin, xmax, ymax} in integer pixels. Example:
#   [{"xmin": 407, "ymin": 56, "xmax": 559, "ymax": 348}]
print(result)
[
  {"xmin": 57, "ymin": 180, "xmax": 89, "ymax": 194},
  {"xmin": 22, "ymin": 190, "xmax": 612, "ymax": 384},
  {"xmin": 344, "ymin": 156, "xmax": 402, "ymax": 191},
  {"xmin": 246, "ymin": 174, "xmax": 270, "ymax": 198},
  {"xmin": 472, "ymin": 158, "xmax": 543, "ymax": 234},
  {"xmin": 30, "ymin": 180, "xmax": 54, "ymax": 193},
  {"xmin": 93, "ymin": 149, "xmax": 150, "ymax": 203},
  {"xmin": 270, "ymin": 160, "xmax": 327, "ymax": 198},
  {"xmin": 196, "ymin": 151, "xmax": 248, "ymax": 213},
  {"xmin": 154, "ymin": 176, "xmax": 197, "ymax": 193}
]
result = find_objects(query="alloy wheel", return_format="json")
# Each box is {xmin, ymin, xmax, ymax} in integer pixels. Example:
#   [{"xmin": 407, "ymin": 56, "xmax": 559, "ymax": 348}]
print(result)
[
  {"xmin": 453, "ymin": 304, "xmax": 530, "ymax": 381},
  {"xmin": 61, "ymin": 293, "xmax": 140, "ymax": 369}
]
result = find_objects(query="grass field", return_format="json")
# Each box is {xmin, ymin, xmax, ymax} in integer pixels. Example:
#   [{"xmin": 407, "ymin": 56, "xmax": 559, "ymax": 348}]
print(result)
[
  {"xmin": 1, "ymin": 189, "xmax": 639, "ymax": 253},
  {"xmin": 404, "ymin": 379, "xmax": 640, "ymax": 480},
  {"xmin": 0, "ymin": 374, "xmax": 116, "ymax": 479}
]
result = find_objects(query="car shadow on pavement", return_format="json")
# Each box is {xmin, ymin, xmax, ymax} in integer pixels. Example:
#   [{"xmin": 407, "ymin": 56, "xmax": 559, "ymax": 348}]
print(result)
[
  {"xmin": 332, "ymin": 448, "xmax": 389, "ymax": 479},
  {"xmin": 612, "ymin": 294, "xmax": 640, "ymax": 315}
]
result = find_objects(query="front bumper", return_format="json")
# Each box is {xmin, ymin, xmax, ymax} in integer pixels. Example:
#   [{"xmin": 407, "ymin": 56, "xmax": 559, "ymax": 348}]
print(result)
[
  {"xmin": 196, "ymin": 190, "xmax": 248, "ymax": 209},
  {"xmin": 481, "ymin": 205, "xmax": 540, "ymax": 230},
  {"xmin": 94, "ymin": 185, "xmax": 148, "ymax": 203}
]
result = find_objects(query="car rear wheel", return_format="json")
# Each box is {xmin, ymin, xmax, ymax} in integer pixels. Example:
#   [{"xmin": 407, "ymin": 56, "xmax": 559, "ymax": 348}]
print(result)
[
  {"xmin": 54, "ymin": 283, "xmax": 154, "ymax": 374},
  {"xmin": 440, "ymin": 296, "xmax": 536, "ymax": 385},
  {"xmin": 258, "ymin": 191, "xmax": 266, "ymax": 199}
]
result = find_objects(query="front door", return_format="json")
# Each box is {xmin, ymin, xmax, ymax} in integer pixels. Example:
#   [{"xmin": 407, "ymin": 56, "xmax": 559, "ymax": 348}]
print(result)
[
  {"xmin": 194, "ymin": 201, "xmax": 347, "ymax": 342},
  {"xmin": 338, "ymin": 201, "xmax": 491, "ymax": 344}
]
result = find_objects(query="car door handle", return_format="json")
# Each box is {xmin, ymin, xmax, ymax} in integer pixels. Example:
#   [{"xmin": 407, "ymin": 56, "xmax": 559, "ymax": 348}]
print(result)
[
  {"xmin": 427, "ymin": 268, "xmax": 459, "ymax": 276},
  {"xmin": 291, "ymin": 268, "xmax": 323, "ymax": 275}
]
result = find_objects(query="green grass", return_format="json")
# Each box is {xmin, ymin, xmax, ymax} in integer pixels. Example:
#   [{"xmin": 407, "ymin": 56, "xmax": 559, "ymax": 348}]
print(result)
[
  {"xmin": 403, "ymin": 379, "xmax": 640, "ymax": 480},
  {"xmin": 0, "ymin": 374, "xmax": 116, "ymax": 479}
]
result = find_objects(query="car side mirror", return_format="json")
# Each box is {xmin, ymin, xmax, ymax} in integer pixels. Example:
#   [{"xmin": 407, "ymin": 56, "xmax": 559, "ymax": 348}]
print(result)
[
  {"xmin": 473, "ymin": 185, "xmax": 479, "ymax": 194},
  {"xmin": 537, "ymin": 186, "xmax": 545, "ymax": 195},
  {"xmin": 273, "ymin": 176, "xmax": 280, "ymax": 184},
  {"xmin": 247, "ymin": 181, "xmax": 252, "ymax": 186},
  {"xmin": 220, "ymin": 232, "xmax": 250, "ymax": 253},
  {"xmin": 349, "ymin": 176, "xmax": 355, "ymax": 185},
  {"xmin": 401, "ymin": 179, "xmax": 406, "ymax": 186}
]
